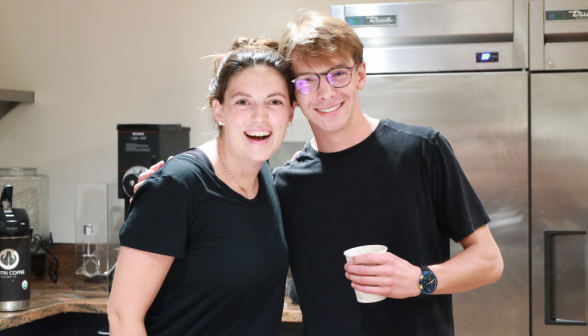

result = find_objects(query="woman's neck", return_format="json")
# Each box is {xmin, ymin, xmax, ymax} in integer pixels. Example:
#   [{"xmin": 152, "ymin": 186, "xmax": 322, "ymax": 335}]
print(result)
[{"xmin": 199, "ymin": 138, "xmax": 262, "ymax": 199}]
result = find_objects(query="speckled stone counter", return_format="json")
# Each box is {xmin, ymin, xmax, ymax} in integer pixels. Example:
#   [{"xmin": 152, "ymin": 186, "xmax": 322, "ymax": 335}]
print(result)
[{"xmin": 0, "ymin": 278, "xmax": 302, "ymax": 330}]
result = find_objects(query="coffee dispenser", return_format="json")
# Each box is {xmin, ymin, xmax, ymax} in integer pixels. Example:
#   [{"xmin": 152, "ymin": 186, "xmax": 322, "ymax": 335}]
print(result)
[
  {"xmin": 117, "ymin": 124, "xmax": 190, "ymax": 217},
  {"xmin": 0, "ymin": 185, "xmax": 32, "ymax": 311}
]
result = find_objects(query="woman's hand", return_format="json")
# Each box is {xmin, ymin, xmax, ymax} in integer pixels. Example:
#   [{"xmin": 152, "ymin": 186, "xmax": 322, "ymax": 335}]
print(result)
[{"xmin": 107, "ymin": 246, "xmax": 174, "ymax": 336}]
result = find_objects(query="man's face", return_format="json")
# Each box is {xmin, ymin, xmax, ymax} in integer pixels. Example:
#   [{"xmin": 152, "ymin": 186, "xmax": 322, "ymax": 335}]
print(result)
[{"xmin": 292, "ymin": 56, "xmax": 367, "ymax": 135}]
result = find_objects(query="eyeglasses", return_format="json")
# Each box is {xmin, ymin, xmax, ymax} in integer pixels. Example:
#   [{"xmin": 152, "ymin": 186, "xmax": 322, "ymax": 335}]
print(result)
[{"xmin": 291, "ymin": 65, "xmax": 357, "ymax": 95}]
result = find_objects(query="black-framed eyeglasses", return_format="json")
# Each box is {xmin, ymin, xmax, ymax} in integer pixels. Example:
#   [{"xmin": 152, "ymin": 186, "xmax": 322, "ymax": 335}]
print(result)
[{"xmin": 291, "ymin": 64, "xmax": 357, "ymax": 95}]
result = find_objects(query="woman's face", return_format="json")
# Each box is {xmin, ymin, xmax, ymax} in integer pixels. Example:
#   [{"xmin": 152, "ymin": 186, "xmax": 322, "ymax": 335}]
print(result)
[{"xmin": 213, "ymin": 65, "xmax": 294, "ymax": 164}]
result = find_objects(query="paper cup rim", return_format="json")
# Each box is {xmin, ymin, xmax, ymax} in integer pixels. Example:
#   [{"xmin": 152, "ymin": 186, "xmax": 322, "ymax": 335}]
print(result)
[{"xmin": 343, "ymin": 245, "xmax": 388, "ymax": 258}]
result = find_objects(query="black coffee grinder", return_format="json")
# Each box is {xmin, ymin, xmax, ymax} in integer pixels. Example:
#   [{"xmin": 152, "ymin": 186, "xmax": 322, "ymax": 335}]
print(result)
[
  {"xmin": 0, "ymin": 185, "xmax": 32, "ymax": 311},
  {"xmin": 117, "ymin": 124, "xmax": 190, "ymax": 217}
]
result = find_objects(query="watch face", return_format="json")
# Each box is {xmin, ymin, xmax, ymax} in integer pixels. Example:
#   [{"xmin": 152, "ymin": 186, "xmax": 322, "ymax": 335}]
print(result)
[{"xmin": 421, "ymin": 271, "xmax": 437, "ymax": 294}]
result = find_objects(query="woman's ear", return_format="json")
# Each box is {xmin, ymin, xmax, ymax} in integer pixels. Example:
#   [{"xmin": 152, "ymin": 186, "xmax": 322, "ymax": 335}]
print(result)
[{"xmin": 212, "ymin": 99, "xmax": 224, "ymax": 125}]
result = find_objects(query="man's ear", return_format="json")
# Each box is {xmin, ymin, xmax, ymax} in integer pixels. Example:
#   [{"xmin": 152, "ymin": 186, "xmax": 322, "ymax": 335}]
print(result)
[
  {"xmin": 289, "ymin": 101, "xmax": 297, "ymax": 124},
  {"xmin": 357, "ymin": 61, "xmax": 367, "ymax": 90}
]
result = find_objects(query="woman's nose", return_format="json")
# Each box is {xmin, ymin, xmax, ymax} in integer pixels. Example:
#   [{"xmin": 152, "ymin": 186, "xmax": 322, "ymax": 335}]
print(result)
[{"xmin": 250, "ymin": 104, "xmax": 268, "ymax": 122}]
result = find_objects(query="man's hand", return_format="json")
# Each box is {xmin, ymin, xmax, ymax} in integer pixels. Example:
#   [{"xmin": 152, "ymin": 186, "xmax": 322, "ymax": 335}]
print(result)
[
  {"xmin": 129, "ymin": 157, "xmax": 171, "ymax": 202},
  {"xmin": 344, "ymin": 252, "xmax": 422, "ymax": 299},
  {"xmin": 345, "ymin": 225, "xmax": 504, "ymax": 299}
]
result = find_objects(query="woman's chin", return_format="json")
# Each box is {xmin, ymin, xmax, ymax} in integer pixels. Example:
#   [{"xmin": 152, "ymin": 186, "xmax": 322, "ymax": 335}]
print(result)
[{"xmin": 244, "ymin": 149, "xmax": 278, "ymax": 164}]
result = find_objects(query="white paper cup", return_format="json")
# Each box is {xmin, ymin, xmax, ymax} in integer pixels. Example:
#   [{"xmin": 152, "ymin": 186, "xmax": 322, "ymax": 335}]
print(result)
[{"xmin": 344, "ymin": 245, "xmax": 388, "ymax": 303}]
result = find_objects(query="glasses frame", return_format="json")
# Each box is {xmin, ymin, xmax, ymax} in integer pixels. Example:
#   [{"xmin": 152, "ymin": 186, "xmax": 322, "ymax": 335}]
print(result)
[{"xmin": 291, "ymin": 64, "xmax": 357, "ymax": 95}]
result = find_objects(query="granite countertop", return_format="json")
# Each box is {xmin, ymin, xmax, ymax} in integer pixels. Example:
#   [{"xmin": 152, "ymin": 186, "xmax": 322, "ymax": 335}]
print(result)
[{"xmin": 0, "ymin": 278, "xmax": 302, "ymax": 331}]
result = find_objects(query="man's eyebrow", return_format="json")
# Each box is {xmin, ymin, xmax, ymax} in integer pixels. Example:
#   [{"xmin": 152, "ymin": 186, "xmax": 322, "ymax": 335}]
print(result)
[
  {"xmin": 329, "ymin": 64, "xmax": 350, "ymax": 70},
  {"xmin": 294, "ymin": 64, "xmax": 352, "ymax": 77},
  {"xmin": 231, "ymin": 91, "xmax": 252, "ymax": 98}
]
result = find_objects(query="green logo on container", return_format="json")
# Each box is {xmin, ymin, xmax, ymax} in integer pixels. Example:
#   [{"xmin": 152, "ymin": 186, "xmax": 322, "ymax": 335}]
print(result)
[{"xmin": 22, "ymin": 280, "xmax": 28, "ymax": 290}]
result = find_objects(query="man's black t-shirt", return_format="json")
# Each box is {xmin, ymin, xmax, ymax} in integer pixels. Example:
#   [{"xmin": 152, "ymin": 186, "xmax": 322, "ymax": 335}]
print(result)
[
  {"xmin": 273, "ymin": 119, "xmax": 490, "ymax": 336},
  {"xmin": 120, "ymin": 153, "xmax": 289, "ymax": 336}
]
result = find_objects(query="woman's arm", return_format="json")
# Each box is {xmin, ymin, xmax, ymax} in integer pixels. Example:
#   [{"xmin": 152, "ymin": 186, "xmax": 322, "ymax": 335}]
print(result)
[{"xmin": 107, "ymin": 246, "xmax": 174, "ymax": 336}]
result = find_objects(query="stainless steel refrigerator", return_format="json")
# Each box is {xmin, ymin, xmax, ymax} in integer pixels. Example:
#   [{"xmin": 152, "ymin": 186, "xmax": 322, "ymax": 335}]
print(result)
[
  {"xmin": 331, "ymin": 1, "xmax": 530, "ymax": 335},
  {"xmin": 530, "ymin": 0, "xmax": 588, "ymax": 335}
]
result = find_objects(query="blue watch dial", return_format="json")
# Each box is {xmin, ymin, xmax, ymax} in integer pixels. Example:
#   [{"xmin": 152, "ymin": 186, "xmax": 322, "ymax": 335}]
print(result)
[{"xmin": 420, "ymin": 271, "xmax": 437, "ymax": 294}]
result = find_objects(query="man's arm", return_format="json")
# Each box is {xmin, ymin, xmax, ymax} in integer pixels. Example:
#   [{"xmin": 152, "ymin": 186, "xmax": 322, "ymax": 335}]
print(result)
[
  {"xmin": 344, "ymin": 224, "xmax": 503, "ymax": 298},
  {"xmin": 131, "ymin": 159, "xmax": 167, "ymax": 199}
]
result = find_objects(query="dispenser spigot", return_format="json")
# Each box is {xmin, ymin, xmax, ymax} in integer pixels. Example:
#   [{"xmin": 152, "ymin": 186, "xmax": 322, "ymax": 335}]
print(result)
[{"xmin": 1, "ymin": 185, "xmax": 12, "ymax": 211}]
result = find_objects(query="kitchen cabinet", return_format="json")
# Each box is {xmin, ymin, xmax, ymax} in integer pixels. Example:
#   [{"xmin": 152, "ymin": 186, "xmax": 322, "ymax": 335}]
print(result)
[
  {"xmin": 0, "ymin": 313, "xmax": 302, "ymax": 336},
  {"xmin": 0, "ymin": 313, "xmax": 108, "ymax": 336}
]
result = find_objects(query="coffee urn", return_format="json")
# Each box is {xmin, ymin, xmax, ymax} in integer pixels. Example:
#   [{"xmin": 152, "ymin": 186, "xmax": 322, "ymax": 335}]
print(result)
[{"xmin": 0, "ymin": 185, "xmax": 32, "ymax": 311}]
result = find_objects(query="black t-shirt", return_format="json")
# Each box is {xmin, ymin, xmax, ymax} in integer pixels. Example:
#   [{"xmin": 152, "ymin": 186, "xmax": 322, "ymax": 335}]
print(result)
[
  {"xmin": 119, "ymin": 153, "xmax": 289, "ymax": 336},
  {"xmin": 273, "ymin": 119, "xmax": 490, "ymax": 336}
]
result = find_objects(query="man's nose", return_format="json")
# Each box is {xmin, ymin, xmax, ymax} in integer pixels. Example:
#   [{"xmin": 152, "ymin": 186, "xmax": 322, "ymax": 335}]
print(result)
[{"xmin": 316, "ymin": 75, "xmax": 336, "ymax": 100}]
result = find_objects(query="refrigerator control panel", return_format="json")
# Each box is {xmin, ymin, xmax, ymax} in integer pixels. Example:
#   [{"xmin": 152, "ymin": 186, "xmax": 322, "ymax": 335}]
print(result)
[{"xmin": 476, "ymin": 52, "xmax": 499, "ymax": 62}]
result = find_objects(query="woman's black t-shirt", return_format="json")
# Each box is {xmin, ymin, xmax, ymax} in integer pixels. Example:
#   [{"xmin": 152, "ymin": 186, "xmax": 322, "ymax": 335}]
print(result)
[{"xmin": 119, "ymin": 152, "xmax": 289, "ymax": 336}]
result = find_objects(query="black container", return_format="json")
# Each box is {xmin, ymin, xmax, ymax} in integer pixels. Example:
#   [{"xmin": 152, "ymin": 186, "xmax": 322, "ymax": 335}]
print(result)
[
  {"xmin": 0, "ymin": 185, "xmax": 31, "ymax": 311},
  {"xmin": 117, "ymin": 124, "xmax": 190, "ymax": 216}
]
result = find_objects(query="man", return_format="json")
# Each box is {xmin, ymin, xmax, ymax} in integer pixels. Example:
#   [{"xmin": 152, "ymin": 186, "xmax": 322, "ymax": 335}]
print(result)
[
  {"xmin": 272, "ymin": 11, "xmax": 502, "ymax": 336},
  {"xmin": 137, "ymin": 11, "xmax": 503, "ymax": 336}
]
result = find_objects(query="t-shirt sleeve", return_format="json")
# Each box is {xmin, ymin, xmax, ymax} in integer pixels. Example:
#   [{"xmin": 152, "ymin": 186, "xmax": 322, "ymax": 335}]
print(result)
[
  {"xmin": 119, "ymin": 162, "xmax": 193, "ymax": 258},
  {"xmin": 428, "ymin": 132, "xmax": 491, "ymax": 242}
]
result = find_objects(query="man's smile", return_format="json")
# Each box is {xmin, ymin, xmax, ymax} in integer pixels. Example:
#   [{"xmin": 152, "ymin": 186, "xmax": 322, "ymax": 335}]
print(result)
[{"xmin": 316, "ymin": 102, "xmax": 343, "ymax": 113}]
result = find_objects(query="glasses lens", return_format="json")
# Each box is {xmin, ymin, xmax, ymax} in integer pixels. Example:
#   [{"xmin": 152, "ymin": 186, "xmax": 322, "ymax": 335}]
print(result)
[
  {"xmin": 295, "ymin": 75, "xmax": 319, "ymax": 94},
  {"xmin": 327, "ymin": 68, "xmax": 352, "ymax": 88}
]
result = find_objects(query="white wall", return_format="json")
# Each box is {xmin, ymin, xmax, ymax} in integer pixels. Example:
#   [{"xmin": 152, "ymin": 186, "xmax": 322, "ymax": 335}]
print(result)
[{"xmin": 0, "ymin": 0, "xmax": 387, "ymax": 242}]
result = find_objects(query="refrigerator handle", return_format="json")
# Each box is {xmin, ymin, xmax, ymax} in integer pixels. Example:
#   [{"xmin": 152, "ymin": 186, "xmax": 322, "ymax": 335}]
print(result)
[{"xmin": 544, "ymin": 230, "xmax": 588, "ymax": 326}]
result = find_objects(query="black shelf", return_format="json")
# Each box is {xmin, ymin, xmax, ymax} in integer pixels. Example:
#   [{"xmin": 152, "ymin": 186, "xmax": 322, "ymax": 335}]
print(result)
[{"xmin": 0, "ymin": 89, "xmax": 34, "ymax": 120}]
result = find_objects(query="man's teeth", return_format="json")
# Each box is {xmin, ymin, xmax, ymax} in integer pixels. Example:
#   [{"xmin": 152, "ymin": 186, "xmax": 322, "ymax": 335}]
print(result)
[
  {"xmin": 317, "ymin": 103, "xmax": 342, "ymax": 113},
  {"xmin": 246, "ymin": 131, "xmax": 270, "ymax": 137}
]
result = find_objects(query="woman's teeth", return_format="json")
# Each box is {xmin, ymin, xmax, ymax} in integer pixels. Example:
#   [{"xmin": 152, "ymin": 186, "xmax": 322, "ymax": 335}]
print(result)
[
  {"xmin": 245, "ymin": 131, "xmax": 271, "ymax": 141},
  {"xmin": 317, "ymin": 103, "xmax": 342, "ymax": 113}
]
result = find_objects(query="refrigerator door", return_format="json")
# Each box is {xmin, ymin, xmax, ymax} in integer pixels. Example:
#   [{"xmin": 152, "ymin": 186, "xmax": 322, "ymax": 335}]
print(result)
[
  {"xmin": 531, "ymin": 72, "xmax": 588, "ymax": 336},
  {"xmin": 360, "ymin": 71, "xmax": 529, "ymax": 336}
]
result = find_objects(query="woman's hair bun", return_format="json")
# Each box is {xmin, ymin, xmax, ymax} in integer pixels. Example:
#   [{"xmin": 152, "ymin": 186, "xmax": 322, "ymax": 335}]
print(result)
[{"xmin": 228, "ymin": 37, "xmax": 279, "ymax": 53}]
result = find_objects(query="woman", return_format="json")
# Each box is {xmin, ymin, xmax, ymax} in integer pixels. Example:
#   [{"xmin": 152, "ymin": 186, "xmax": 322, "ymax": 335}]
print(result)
[{"xmin": 107, "ymin": 38, "xmax": 295, "ymax": 336}]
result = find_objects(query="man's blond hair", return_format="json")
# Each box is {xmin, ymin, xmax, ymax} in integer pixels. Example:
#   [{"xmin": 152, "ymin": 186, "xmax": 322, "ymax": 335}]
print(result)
[{"xmin": 280, "ymin": 11, "xmax": 364, "ymax": 66}]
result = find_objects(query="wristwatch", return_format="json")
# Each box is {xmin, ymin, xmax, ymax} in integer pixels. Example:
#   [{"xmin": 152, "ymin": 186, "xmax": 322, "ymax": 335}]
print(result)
[{"xmin": 419, "ymin": 265, "xmax": 438, "ymax": 296}]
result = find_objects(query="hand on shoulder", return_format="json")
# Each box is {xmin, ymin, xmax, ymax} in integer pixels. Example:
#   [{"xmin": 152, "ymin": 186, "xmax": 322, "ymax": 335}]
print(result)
[{"xmin": 131, "ymin": 156, "xmax": 173, "ymax": 202}]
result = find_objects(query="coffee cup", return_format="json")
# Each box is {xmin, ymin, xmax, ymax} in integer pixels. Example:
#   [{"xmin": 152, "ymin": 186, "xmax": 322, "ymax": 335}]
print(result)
[{"xmin": 344, "ymin": 244, "xmax": 388, "ymax": 303}]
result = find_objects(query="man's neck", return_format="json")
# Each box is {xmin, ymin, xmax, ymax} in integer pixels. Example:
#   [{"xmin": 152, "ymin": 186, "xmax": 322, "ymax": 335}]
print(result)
[{"xmin": 311, "ymin": 109, "xmax": 372, "ymax": 153}]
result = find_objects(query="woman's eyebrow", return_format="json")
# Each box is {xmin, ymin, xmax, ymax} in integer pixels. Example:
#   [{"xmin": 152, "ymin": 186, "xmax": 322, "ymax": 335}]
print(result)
[
  {"xmin": 231, "ymin": 91, "xmax": 252, "ymax": 98},
  {"xmin": 268, "ymin": 93, "xmax": 287, "ymax": 98}
]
